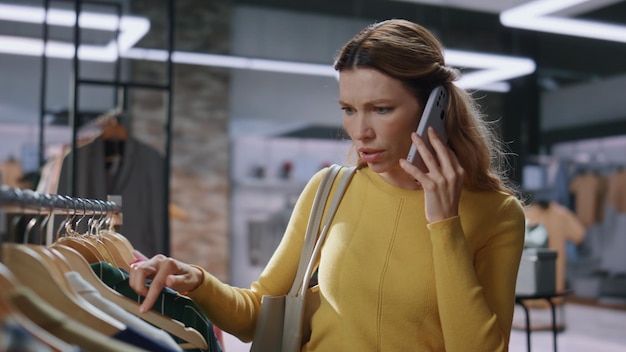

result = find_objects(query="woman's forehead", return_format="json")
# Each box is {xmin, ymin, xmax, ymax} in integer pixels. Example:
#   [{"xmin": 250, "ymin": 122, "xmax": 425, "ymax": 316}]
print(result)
[{"xmin": 338, "ymin": 68, "xmax": 413, "ymax": 102}]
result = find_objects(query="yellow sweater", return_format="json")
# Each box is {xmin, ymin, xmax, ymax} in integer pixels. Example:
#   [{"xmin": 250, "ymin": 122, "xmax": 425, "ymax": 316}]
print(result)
[{"xmin": 188, "ymin": 167, "xmax": 525, "ymax": 351}]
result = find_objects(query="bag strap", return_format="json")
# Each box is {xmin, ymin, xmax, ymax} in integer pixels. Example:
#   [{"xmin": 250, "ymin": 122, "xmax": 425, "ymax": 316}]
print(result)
[
  {"xmin": 288, "ymin": 164, "xmax": 341, "ymax": 297},
  {"xmin": 289, "ymin": 164, "xmax": 356, "ymax": 297}
]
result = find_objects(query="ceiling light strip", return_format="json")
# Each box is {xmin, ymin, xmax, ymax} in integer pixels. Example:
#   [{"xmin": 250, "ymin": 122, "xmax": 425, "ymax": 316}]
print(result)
[
  {"xmin": 0, "ymin": 35, "xmax": 527, "ymax": 91},
  {"xmin": 0, "ymin": 3, "xmax": 538, "ymax": 91},
  {"xmin": 500, "ymin": 0, "xmax": 626, "ymax": 43},
  {"xmin": 447, "ymin": 49, "xmax": 536, "ymax": 90},
  {"xmin": 0, "ymin": 3, "xmax": 150, "ymax": 54}
]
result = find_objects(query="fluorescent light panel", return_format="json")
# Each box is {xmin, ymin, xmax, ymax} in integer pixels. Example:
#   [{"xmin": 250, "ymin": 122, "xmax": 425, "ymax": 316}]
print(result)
[
  {"xmin": 500, "ymin": 0, "xmax": 626, "ymax": 43},
  {"xmin": 446, "ymin": 49, "xmax": 535, "ymax": 90},
  {"xmin": 0, "ymin": 3, "xmax": 536, "ymax": 92},
  {"xmin": 0, "ymin": 3, "xmax": 149, "ymax": 60}
]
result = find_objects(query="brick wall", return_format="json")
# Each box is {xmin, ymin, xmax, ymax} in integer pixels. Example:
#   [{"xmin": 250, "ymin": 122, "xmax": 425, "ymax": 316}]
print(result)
[{"xmin": 129, "ymin": 0, "xmax": 231, "ymax": 282}]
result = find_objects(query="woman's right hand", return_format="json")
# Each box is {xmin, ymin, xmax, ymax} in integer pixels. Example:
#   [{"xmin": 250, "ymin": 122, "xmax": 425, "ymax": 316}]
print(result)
[
  {"xmin": 128, "ymin": 254, "xmax": 203, "ymax": 313},
  {"xmin": 400, "ymin": 127, "xmax": 464, "ymax": 223}
]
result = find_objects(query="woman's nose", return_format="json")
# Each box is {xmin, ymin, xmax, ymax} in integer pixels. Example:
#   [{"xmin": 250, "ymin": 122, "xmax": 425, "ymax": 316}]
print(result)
[{"xmin": 353, "ymin": 115, "xmax": 374, "ymax": 141}]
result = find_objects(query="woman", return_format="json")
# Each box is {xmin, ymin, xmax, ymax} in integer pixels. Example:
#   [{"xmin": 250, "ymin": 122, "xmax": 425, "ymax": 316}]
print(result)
[{"xmin": 129, "ymin": 19, "xmax": 525, "ymax": 351}]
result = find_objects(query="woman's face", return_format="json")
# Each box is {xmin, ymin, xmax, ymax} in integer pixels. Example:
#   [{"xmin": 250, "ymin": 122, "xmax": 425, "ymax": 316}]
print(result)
[{"xmin": 339, "ymin": 67, "xmax": 422, "ymax": 188}]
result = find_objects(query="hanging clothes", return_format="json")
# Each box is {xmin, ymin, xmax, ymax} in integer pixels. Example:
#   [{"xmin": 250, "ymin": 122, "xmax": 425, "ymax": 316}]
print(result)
[
  {"xmin": 548, "ymin": 160, "xmax": 573, "ymax": 209},
  {"xmin": 569, "ymin": 171, "xmax": 607, "ymax": 228},
  {"xmin": 0, "ymin": 317, "xmax": 62, "ymax": 352},
  {"xmin": 7, "ymin": 286, "xmax": 146, "ymax": 352},
  {"xmin": 0, "ymin": 188, "xmax": 212, "ymax": 351},
  {"xmin": 607, "ymin": 168, "xmax": 626, "ymax": 214},
  {"xmin": 598, "ymin": 168, "xmax": 626, "ymax": 274},
  {"xmin": 91, "ymin": 261, "xmax": 223, "ymax": 352},
  {"xmin": 55, "ymin": 135, "xmax": 166, "ymax": 257},
  {"xmin": 65, "ymin": 271, "xmax": 182, "ymax": 352}
]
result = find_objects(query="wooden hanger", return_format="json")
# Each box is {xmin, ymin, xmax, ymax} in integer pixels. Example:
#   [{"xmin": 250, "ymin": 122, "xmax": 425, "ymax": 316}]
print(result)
[
  {"xmin": 50, "ymin": 244, "xmax": 208, "ymax": 350},
  {"xmin": 0, "ymin": 263, "xmax": 76, "ymax": 352},
  {"xmin": 0, "ymin": 286, "xmax": 11, "ymax": 320},
  {"xmin": 2, "ymin": 243, "xmax": 125, "ymax": 336},
  {"xmin": 102, "ymin": 124, "xmax": 128, "ymax": 141},
  {"xmin": 57, "ymin": 214, "xmax": 108, "ymax": 264},
  {"xmin": 25, "ymin": 210, "xmax": 111, "ymax": 268},
  {"xmin": 56, "ymin": 236, "xmax": 105, "ymax": 263},
  {"xmin": 7, "ymin": 279, "xmax": 146, "ymax": 352},
  {"xmin": 91, "ymin": 109, "xmax": 128, "ymax": 142},
  {"xmin": 82, "ymin": 233, "xmax": 119, "ymax": 266},
  {"xmin": 100, "ymin": 228, "xmax": 136, "ymax": 267},
  {"xmin": 97, "ymin": 234, "xmax": 132, "ymax": 271},
  {"xmin": 89, "ymin": 201, "xmax": 136, "ymax": 269},
  {"xmin": 83, "ymin": 213, "xmax": 126, "ymax": 268}
]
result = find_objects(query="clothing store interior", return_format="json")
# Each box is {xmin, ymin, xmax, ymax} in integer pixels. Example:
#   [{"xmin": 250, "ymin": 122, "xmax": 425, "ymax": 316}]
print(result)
[{"xmin": 0, "ymin": 0, "xmax": 625, "ymax": 351}]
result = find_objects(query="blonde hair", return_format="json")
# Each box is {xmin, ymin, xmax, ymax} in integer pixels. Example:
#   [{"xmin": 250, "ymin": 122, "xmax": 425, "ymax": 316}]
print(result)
[{"xmin": 334, "ymin": 19, "xmax": 515, "ymax": 195}]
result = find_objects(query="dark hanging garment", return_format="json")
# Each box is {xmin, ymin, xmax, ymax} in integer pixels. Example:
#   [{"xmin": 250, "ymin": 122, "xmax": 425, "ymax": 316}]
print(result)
[{"xmin": 56, "ymin": 135, "xmax": 166, "ymax": 257}]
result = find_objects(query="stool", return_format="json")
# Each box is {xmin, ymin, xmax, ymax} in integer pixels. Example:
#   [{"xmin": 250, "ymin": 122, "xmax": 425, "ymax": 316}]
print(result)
[{"xmin": 514, "ymin": 290, "xmax": 573, "ymax": 352}]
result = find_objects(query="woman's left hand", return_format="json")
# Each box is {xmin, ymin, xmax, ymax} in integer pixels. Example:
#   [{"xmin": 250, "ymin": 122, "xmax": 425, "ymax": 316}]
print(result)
[{"xmin": 400, "ymin": 127, "xmax": 465, "ymax": 223}]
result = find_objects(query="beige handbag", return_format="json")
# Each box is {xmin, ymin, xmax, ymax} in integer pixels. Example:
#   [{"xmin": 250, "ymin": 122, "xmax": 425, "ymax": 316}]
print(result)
[{"xmin": 250, "ymin": 164, "xmax": 356, "ymax": 352}]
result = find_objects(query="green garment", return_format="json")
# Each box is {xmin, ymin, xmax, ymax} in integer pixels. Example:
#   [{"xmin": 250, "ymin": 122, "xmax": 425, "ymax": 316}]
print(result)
[{"xmin": 91, "ymin": 262, "xmax": 222, "ymax": 352}]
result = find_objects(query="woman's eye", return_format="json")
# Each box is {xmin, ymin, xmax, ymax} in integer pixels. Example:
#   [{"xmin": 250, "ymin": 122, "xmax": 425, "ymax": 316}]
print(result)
[
  {"xmin": 342, "ymin": 107, "xmax": 355, "ymax": 115},
  {"xmin": 376, "ymin": 107, "xmax": 392, "ymax": 114}
]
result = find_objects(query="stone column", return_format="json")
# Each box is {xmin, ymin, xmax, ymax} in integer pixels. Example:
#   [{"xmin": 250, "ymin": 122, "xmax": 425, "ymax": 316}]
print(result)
[{"xmin": 129, "ymin": 0, "xmax": 231, "ymax": 282}]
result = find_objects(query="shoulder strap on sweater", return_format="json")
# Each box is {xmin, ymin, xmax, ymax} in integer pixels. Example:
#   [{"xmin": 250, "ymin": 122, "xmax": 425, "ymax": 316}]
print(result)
[{"xmin": 290, "ymin": 164, "xmax": 356, "ymax": 297}]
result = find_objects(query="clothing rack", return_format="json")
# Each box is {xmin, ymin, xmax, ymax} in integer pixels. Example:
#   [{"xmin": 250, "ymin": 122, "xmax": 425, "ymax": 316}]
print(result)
[
  {"xmin": 0, "ymin": 185, "xmax": 216, "ymax": 351},
  {"xmin": 0, "ymin": 185, "xmax": 121, "ymax": 247},
  {"xmin": 0, "ymin": 185, "xmax": 120, "ymax": 216},
  {"xmin": 37, "ymin": 0, "xmax": 175, "ymax": 255},
  {"xmin": 38, "ymin": 0, "xmax": 124, "ymax": 168}
]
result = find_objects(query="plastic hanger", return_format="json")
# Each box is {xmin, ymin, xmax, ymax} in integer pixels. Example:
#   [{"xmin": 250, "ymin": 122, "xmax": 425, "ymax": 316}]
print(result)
[{"xmin": 50, "ymin": 244, "xmax": 208, "ymax": 350}]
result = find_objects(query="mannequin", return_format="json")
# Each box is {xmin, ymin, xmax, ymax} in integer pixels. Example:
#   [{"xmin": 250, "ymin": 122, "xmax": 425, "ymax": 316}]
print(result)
[{"xmin": 524, "ymin": 199, "xmax": 585, "ymax": 297}]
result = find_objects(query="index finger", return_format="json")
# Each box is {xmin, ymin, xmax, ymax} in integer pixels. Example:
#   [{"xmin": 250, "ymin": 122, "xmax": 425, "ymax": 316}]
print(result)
[
  {"xmin": 128, "ymin": 262, "xmax": 153, "ymax": 297},
  {"xmin": 139, "ymin": 265, "xmax": 169, "ymax": 313},
  {"xmin": 128, "ymin": 254, "xmax": 165, "ymax": 296}
]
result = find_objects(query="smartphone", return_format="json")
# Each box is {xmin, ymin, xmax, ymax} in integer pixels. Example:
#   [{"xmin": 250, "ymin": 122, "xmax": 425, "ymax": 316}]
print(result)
[{"xmin": 406, "ymin": 85, "xmax": 449, "ymax": 173}]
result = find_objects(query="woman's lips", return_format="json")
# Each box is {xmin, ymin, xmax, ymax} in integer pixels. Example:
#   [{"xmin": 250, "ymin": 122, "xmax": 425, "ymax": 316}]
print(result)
[{"xmin": 359, "ymin": 148, "xmax": 384, "ymax": 163}]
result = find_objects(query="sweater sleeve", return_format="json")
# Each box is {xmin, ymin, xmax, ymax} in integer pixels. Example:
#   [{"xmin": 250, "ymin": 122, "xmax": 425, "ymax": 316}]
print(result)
[
  {"xmin": 185, "ymin": 169, "xmax": 327, "ymax": 342},
  {"xmin": 428, "ymin": 195, "xmax": 525, "ymax": 352}
]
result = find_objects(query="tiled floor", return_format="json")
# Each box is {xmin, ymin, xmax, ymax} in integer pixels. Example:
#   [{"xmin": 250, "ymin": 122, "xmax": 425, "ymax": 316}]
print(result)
[{"xmin": 221, "ymin": 302, "xmax": 626, "ymax": 352}]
